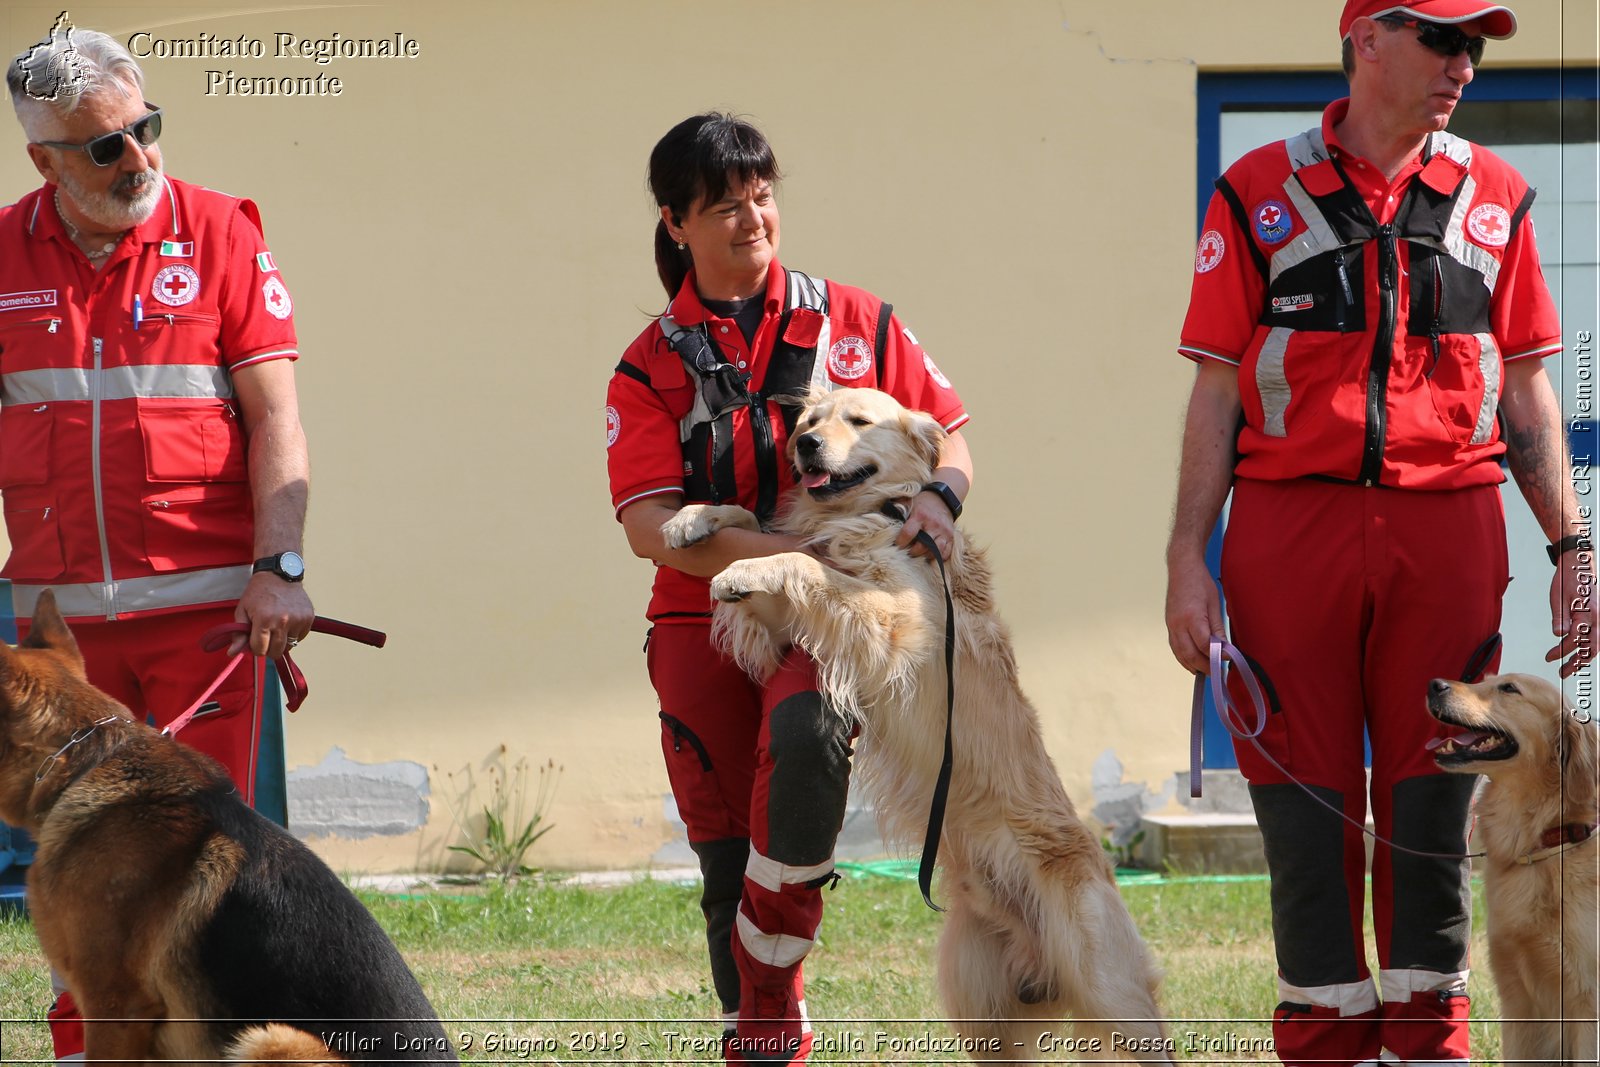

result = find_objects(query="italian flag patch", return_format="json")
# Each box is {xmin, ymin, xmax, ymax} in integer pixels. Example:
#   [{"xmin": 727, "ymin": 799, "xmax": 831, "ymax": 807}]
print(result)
[
  {"xmin": 160, "ymin": 240, "xmax": 193, "ymax": 257},
  {"xmin": 256, "ymin": 251, "xmax": 277, "ymax": 273}
]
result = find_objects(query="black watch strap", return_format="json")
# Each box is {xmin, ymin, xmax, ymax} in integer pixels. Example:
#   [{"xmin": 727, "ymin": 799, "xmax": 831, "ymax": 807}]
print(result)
[
  {"xmin": 922, "ymin": 481, "xmax": 963, "ymax": 521},
  {"xmin": 1547, "ymin": 534, "xmax": 1592, "ymax": 565}
]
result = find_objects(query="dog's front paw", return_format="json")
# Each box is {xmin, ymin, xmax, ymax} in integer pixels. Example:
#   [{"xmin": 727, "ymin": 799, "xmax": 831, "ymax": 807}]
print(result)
[
  {"xmin": 711, "ymin": 557, "xmax": 784, "ymax": 603},
  {"xmin": 661, "ymin": 504, "xmax": 760, "ymax": 549}
]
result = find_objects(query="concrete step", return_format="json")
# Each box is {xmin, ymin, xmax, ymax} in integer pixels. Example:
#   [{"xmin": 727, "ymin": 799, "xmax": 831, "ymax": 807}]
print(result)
[{"xmin": 1135, "ymin": 812, "xmax": 1267, "ymax": 874}]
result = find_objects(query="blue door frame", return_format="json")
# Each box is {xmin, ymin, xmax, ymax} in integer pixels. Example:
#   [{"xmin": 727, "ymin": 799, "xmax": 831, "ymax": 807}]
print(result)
[{"xmin": 1193, "ymin": 66, "xmax": 1599, "ymax": 769}]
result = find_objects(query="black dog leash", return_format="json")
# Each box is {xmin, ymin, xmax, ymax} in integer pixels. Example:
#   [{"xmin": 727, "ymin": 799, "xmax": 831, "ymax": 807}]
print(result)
[{"xmin": 879, "ymin": 500, "xmax": 956, "ymax": 911}]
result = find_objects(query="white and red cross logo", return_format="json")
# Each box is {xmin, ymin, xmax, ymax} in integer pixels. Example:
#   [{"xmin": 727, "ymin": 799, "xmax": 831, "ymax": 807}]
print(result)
[
  {"xmin": 1467, "ymin": 202, "xmax": 1511, "ymax": 248},
  {"xmin": 828, "ymin": 336, "xmax": 874, "ymax": 382},
  {"xmin": 262, "ymin": 276, "xmax": 292, "ymax": 320},
  {"xmin": 151, "ymin": 264, "xmax": 201, "ymax": 307},
  {"xmin": 1195, "ymin": 229, "xmax": 1226, "ymax": 274}
]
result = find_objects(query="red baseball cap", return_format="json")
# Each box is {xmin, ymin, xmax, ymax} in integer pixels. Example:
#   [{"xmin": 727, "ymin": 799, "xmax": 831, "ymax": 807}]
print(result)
[{"xmin": 1339, "ymin": 1, "xmax": 1517, "ymax": 40}]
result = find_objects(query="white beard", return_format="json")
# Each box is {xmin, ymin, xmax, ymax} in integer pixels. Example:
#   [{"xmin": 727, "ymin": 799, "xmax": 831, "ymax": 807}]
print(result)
[{"xmin": 57, "ymin": 164, "xmax": 164, "ymax": 230}]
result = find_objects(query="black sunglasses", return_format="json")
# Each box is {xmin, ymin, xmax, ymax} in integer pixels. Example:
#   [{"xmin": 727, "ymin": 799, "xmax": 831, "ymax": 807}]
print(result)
[
  {"xmin": 34, "ymin": 104, "xmax": 163, "ymax": 167},
  {"xmin": 1378, "ymin": 16, "xmax": 1487, "ymax": 64}
]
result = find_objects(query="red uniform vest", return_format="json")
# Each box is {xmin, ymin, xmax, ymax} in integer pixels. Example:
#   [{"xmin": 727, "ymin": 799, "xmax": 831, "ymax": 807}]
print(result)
[
  {"xmin": 607, "ymin": 262, "xmax": 967, "ymax": 621},
  {"xmin": 0, "ymin": 177, "xmax": 298, "ymax": 621},
  {"xmin": 1180, "ymin": 105, "xmax": 1562, "ymax": 490}
]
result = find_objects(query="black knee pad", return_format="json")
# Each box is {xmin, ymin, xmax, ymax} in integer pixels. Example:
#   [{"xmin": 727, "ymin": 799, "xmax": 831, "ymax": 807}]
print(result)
[
  {"xmin": 1387, "ymin": 773, "xmax": 1476, "ymax": 971},
  {"xmin": 690, "ymin": 836, "xmax": 749, "ymax": 1014},
  {"xmin": 1250, "ymin": 781, "xmax": 1364, "ymax": 986},
  {"xmin": 764, "ymin": 692, "xmax": 853, "ymax": 866}
]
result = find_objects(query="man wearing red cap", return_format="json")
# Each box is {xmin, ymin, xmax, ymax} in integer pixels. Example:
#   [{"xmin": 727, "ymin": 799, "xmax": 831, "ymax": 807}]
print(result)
[{"xmin": 1167, "ymin": 1, "xmax": 1589, "ymax": 1064}]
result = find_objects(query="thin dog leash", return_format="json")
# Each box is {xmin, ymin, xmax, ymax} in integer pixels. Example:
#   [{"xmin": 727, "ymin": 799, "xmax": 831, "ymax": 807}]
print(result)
[
  {"xmin": 879, "ymin": 499, "xmax": 957, "ymax": 911},
  {"xmin": 1194, "ymin": 635, "xmax": 1487, "ymax": 862},
  {"xmin": 163, "ymin": 615, "xmax": 388, "ymax": 738}
]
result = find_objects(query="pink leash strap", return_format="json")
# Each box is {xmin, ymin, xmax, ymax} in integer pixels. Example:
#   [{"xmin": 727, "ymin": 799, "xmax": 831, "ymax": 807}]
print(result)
[
  {"xmin": 164, "ymin": 614, "xmax": 388, "ymax": 737},
  {"xmin": 1190, "ymin": 637, "xmax": 1269, "ymax": 798},
  {"xmin": 1201, "ymin": 635, "xmax": 1481, "ymax": 861}
]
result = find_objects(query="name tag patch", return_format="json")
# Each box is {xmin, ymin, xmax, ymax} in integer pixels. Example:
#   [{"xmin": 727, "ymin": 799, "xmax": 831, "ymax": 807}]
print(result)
[
  {"xmin": 0, "ymin": 289, "xmax": 57, "ymax": 313},
  {"xmin": 1270, "ymin": 293, "xmax": 1315, "ymax": 314}
]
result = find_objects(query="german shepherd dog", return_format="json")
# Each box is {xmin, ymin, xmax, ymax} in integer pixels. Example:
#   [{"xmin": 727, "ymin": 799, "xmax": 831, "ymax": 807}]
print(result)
[
  {"xmin": 0, "ymin": 591, "xmax": 455, "ymax": 1065},
  {"xmin": 661, "ymin": 388, "xmax": 1173, "ymax": 1063}
]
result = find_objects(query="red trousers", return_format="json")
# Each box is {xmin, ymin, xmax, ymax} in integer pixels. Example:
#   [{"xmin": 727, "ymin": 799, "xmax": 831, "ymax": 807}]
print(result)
[
  {"xmin": 1221, "ymin": 478, "xmax": 1504, "ymax": 1066},
  {"xmin": 19, "ymin": 604, "xmax": 269, "ymax": 1060},
  {"xmin": 647, "ymin": 623, "xmax": 853, "ymax": 1058}
]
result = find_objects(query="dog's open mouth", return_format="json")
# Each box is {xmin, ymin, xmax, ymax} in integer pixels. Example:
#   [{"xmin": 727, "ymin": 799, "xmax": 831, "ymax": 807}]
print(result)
[
  {"xmin": 799, "ymin": 464, "xmax": 877, "ymax": 497},
  {"xmin": 1426, "ymin": 724, "xmax": 1518, "ymax": 765}
]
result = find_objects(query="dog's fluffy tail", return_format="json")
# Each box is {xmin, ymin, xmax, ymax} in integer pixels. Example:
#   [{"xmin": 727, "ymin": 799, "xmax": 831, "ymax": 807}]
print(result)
[{"xmin": 225, "ymin": 1023, "xmax": 342, "ymax": 1065}]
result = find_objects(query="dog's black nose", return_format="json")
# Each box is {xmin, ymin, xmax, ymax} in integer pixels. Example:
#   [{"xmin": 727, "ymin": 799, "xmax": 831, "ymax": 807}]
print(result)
[
  {"xmin": 1428, "ymin": 678, "xmax": 1452, "ymax": 696},
  {"xmin": 795, "ymin": 433, "xmax": 820, "ymax": 458}
]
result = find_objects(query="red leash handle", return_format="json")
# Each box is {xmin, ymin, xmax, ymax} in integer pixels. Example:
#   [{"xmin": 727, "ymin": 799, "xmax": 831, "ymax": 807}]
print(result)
[{"xmin": 182, "ymin": 614, "xmax": 388, "ymax": 724}]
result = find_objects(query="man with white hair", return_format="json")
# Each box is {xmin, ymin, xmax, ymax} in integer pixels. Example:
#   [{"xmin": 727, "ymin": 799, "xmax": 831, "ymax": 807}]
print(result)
[{"xmin": 2, "ymin": 22, "xmax": 313, "ymax": 1059}]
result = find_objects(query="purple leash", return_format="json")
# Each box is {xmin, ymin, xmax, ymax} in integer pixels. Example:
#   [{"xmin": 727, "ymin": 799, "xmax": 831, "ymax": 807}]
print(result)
[{"xmin": 1192, "ymin": 636, "xmax": 1481, "ymax": 861}]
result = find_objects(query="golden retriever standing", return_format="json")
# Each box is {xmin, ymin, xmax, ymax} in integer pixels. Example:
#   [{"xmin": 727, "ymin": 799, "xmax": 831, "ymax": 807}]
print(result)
[
  {"xmin": 1428, "ymin": 673, "xmax": 1599, "ymax": 1065},
  {"xmin": 0, "ymin": 591, "xmax": 456, "ymax": 1065},
  {"xmin": 662, "ymin": 388, "xmax": 1172, "ymax": 1063}
]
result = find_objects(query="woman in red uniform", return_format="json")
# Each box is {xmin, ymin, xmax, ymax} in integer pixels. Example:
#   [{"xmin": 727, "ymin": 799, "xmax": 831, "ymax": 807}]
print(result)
[{"xmin": 605, "ymin": 113, "xmax": 973, "ymax": 1065}]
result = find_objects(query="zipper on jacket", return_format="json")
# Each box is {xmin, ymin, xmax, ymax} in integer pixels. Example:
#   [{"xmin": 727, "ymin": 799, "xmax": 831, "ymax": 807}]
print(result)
[
  {"xmin": 1426, "ymin": 254, "xmax": 1443, "ymax": 379},
  {"xmin": 749, "ymin": 392, "xmax": 779, "ymax": 523},
  {"xmin": 707, "ymin": 422, "xmax": 721, "ymax": 504},
  {"xmin": 1359, "ymin": 226, "xmax": 1399, "ymax": 486},
  {"xmin": 89, "ymin": 337, "xmax": 117, "ymax": 619},
  {"xmin": 0, "ymin": 317, "xmax": 62, "ymax": 336},
  {"xmin": 1334, "ymin": 250, "xmax": 1353, "ymax": 332}
]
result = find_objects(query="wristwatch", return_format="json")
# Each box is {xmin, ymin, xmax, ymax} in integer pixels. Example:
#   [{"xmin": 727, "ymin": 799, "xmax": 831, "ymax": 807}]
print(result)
[
  {"xmin": 253, "ymin": 550, "xmax": 306, "ymax": 582},
  {"xmin": 1546, "ymin": 534, "xmax": 1593, "ymax": 565},
  {"xmin": 922, "ymin": 481, "xmax": 963, "ymax": 521}
]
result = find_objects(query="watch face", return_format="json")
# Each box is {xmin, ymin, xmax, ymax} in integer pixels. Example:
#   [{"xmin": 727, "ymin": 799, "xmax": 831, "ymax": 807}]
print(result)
[{"xmin": 279, "ymin": 551, "xmax": 305, "ymax": 579}]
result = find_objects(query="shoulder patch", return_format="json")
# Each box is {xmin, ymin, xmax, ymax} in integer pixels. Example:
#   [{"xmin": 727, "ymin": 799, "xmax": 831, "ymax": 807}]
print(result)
[
  {"xmin": 1252, "ymin": 200, "xmax": 1292, "ymax": 245},
  {"xmin": 605, "ymin": 405, "xmax": 621, "ymax": 448},
  {"xmin": 262, "ymin": 276, "xmax": 292, "ymax": 319},
  {"xmin": 1195, "ymin": 229, "xmax": 1226, "ymax": 274},
  {"xmin": 827, "ymin": 335, "xmax": 873, "ymax": 381},
  {"xmin": 1466, "ymin": 202, "xmax": 1511, "ymax": 248}
]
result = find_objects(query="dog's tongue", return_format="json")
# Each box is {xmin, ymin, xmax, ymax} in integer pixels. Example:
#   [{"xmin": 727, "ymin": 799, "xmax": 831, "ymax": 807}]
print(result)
[
  {"xmin": 1426, "ymin": 731, "xmax": 1486, "ymax": 751},
  {"xmin": 801, "ymin": 471, "xmax": 832, "ymax": 489}
]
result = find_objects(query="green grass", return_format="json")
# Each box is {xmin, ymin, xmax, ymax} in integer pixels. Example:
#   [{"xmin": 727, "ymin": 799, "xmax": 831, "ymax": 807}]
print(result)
[{"xmin": 0, "ymin": 872, "xmax": 1508, "ymax": 1062}]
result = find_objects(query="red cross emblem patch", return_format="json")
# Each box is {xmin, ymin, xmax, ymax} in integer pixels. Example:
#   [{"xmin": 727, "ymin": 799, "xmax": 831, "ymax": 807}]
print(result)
[
  {"xmin": 1467, "ymin": 202, "xmax": 1511, "ymax": 248},
  {"xmin": 828, "ymin": 336, "xmax": 873, "ymax": 382},
  {"xmin": 262, "ymin": 277, "xmax": 293, "ymax": 320},
  {"xmin": 152, "ymin": 264, "xmax": 201, "ymax": 307},
  {"xmin": 1195, "ymin": 229, "xmax": 1226, "ymax": 274}
]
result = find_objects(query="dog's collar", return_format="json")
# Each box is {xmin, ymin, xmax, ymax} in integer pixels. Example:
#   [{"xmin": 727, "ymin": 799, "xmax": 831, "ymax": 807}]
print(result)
[
  {"xmin": 35, "ymin": 715, "xmax": 126, "ymax": 783},
  {"xmin": 1516, "ymin": 820, "xmax": 1598, "ymax": 865}
]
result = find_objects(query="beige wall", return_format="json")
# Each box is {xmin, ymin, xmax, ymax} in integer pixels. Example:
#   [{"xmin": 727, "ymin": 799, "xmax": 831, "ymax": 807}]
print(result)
[{"xmin": 3, "ymin": 1, "xmax": 1594, "ymax": 872}]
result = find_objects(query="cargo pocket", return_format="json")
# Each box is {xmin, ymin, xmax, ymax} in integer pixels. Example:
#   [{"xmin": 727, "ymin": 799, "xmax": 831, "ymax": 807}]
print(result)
[
  {"xmin": 141, "ymin": 484, "xmax": 253, "ymax": 571},
  {"xmin": 0, "ymin": 404, "xmax": 53, "ymax": 488},
  {"xmin": 1222, "ymin": 654, "xmax": 1292, "ymax": 783},
  {"xmin": 139, "ymin": 399, "xmax": 247, "ymax": 483},
  {"xmin": 0, "ymin": 493, "xmax": 64, "ymax": 581},
  {"xmin": 658, "ymin": 711, "xmax": 738, "ymax": 841}
]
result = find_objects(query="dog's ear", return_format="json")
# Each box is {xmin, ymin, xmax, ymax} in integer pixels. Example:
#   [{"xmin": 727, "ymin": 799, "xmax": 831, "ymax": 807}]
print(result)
[
  {"xmin": 20, "ymin": 590, "xmax": 86, "ymax": 677},
  {"xmin": 902, "ymin": 410, "xmax": 947, "ymax": 473},
  {"xmin": 1558, "ymin": 698, "xmax": 1599, "ymax": 814}
]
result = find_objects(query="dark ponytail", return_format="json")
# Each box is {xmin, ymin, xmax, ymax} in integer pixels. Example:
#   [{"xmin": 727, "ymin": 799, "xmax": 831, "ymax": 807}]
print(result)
[{"xmin": 648, "ymin": 112, "xmax": 781, "ymax": 299}]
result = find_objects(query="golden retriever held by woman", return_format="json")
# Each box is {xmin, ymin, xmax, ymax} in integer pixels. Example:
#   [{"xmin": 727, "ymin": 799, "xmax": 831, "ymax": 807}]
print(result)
[
  {"xmin": 661, "ymin": 388, "xmax": 1172, "ymax": 1063},
  {"xmin": 1428, "ymin": 673, "xmax": 1599, "ymax": 1065}
]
